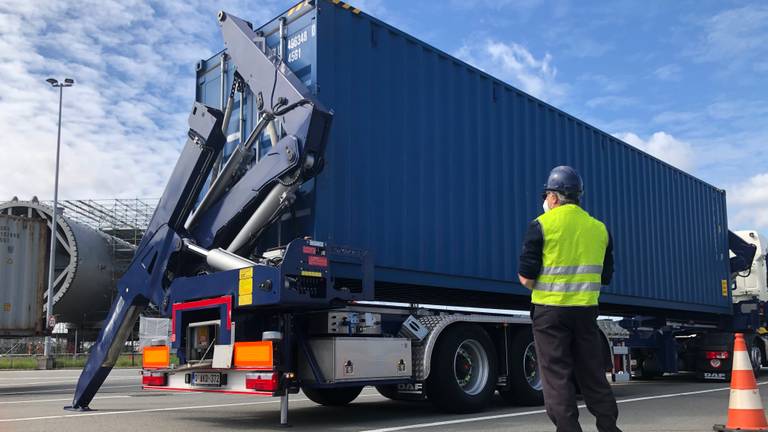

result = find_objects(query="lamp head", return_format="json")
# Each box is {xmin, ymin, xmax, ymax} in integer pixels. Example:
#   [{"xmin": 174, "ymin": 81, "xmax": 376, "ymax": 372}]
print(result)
[{"xmin": 46, "ymin": 78, "xmax": 58, "ymax": 86}]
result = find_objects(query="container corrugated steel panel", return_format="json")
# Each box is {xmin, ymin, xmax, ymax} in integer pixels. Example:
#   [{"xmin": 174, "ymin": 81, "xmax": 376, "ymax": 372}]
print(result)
[
  {"xmin": 198, "ymin": 1, "xmax": 732, "ymax": 317},
  {"xmin": 0, "ymin": 215, "xmax": 47, "ymax": 335}
]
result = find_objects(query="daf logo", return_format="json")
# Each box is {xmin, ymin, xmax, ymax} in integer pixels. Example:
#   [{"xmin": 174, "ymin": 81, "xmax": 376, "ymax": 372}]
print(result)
[{"xmin": 397, "ymin": 383, "xmax": 423, "ymax": 394}]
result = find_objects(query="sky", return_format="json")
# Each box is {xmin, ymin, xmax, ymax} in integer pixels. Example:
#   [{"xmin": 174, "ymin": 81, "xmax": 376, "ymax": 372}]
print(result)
[{"xmin": 0, "ymin": 0, "xmax": 766, "ymax": 230}]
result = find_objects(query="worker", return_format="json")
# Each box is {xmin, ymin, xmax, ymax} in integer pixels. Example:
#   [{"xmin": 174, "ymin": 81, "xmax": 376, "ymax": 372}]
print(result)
[{"xmin": 518, "ymin": 166, "xmax": 620, "ymax": 432}]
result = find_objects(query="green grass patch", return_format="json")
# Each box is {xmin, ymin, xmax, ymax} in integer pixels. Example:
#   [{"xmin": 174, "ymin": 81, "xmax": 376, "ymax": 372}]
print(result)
[
  {"xmin": 0, "ymin": 356, "xmax": 37, "ymax": 369},
  {"xmin": 0, "ymin": 353, "xmax": 180, "ymax": 370}
]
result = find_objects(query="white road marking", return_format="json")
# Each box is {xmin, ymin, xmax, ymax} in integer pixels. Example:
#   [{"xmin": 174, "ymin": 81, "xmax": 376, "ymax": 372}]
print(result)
[
  {"xmin": 0, "ymin": 384, "xmax": 138, "ymax": 396},
  {"xmin": 0, "ymin": 374, "xmax": 138, "ymax": 381},
  {"xmin": 0, "ymin": 391, "xmax": 204, "ymax": 405},
  {"xmin": 360, "ymin": 382, "xmax": 768, "ymax": 432},
  {"xmin": 0, "ymin": 392, "xmax": 381, "ymax": 422},
  {"xmin": 0, "ymin": 395, "xmax": 131, "ymax": 405},
  {"xmin": 0, "ymin": 370, "xmax": 140, "ymax": 377},
  {"xmin": 0, "ymin": 377, "xmax": 138, "ymax": 387}
]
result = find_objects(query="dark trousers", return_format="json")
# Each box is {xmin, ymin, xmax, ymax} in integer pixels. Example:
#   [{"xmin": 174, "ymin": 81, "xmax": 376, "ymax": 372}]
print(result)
[{"xmin": 532, "ymin": 305, "xmax": 621, "ymax": 432}]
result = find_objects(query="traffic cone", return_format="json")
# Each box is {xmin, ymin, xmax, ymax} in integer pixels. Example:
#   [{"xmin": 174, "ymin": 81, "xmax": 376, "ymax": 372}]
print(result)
[{"xmin": 714, "ymin": 333, "xmax": 768, "ymax": 431}]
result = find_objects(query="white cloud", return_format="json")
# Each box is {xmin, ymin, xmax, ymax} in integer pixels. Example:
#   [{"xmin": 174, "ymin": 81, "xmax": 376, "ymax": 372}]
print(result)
[
  {"xmin": 614, "ymin": 131, "xmax": 696, "ymax": 171},
  {"xmin": 448, "ymin": 0, "xmax": 544, "ymax": 11},
  {"xmin": 577, "ymin": 73, "xmax": 626, "ymax": 93},
  {"xmin": 653, "ymin": 64, "xmax": 681, "ymax": 81},
  {"xmin": 695, "ymin": 4, "xmax": 768, "ymax": 68},
  {"xmin": 728, "ymin": 173, "xmax": 768, "ymax": 230},
  {"xmin": 454, "ymin": 38, "xmax": 566, "ymax": 104},
  {"xmin": 561, "ymin": 36, "xmax": 613, "ymax": 58},
  {"xmin": 0, "ymin": 0, "xmax": 284, "ymax": 201},
  {"xmin": 585, "ymin": 95, "xmax": 636, "ymax": 110}
]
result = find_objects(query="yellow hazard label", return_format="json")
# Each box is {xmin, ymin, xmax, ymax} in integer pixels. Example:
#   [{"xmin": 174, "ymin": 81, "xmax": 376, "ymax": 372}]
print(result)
[
  {"xmin": 722, "ymin": 280, "xmax": 728, "ymax": 297},
  {"xmin": 332, "ymin": 0, "xmax": 361, "ymax": 14},
  {"xmin": 239, "ymin": 267, "xmax": 253, "ymax": 280},
  {"xmin": 239, "ymin": 278, "xmax": 253, "ymax": 295},
  {"xmin": 301, "ymin": 270, "xmax": 323, "ymax": 278},
  {"xmin": 287, "ymin": 1, "xmax": 306, "ymax": 17},
  {"xmin": 3, "ymin": 303, "xmax": 10, "ymax": 312},
  {"xmin": 239, "ymin": 294, "xmax": 253, "ymax": 306}
]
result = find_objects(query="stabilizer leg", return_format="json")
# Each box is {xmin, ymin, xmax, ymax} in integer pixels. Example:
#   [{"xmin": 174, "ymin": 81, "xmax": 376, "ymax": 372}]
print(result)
[{"xmin": 67, "ymin": 289, "xmax": 146, "ymax": 410}]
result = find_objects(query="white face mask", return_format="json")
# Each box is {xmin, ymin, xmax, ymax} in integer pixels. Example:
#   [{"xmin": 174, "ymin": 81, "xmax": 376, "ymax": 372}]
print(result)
[{"xmin": 542, "ymin": 199, "xmax": 551, "ymax": 213}]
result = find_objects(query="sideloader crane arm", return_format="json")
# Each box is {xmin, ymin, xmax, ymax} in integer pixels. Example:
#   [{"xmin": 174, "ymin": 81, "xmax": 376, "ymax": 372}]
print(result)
[{"xmin": 68, "ymin": 11, "xmax": 335, "ymax": 410}]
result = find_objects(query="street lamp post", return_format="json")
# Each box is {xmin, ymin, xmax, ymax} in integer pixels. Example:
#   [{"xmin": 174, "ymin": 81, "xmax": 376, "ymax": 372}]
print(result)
[{"xmin": 43, "ymin": 77, "xmax": 74, "ymax": 362}]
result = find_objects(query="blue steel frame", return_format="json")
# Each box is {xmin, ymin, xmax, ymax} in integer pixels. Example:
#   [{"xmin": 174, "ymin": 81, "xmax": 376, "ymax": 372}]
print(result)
[
  {"xmin": 68, "ymin": 102, "xmax": 227, "ymax": 409},
  {"xmin": 69, "ymin": 10, "xmax": 341, "ymax": 410}
]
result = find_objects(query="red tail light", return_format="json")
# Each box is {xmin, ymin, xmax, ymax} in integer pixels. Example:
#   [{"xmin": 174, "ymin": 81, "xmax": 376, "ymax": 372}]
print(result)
[
  {"xmin": 245, "ymin": 372, "xmax": 279, "ymax": 392},
  {"xmin": 142, "ymin": 371, "xmax": 167, "ymax": 386},
  {"xmin": 705, "ymin": 351, "xmax": 729, "ymax": 360}
]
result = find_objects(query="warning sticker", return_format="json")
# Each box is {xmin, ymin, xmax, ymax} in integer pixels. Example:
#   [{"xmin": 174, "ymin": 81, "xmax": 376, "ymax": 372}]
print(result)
[
  {"xmin": 239, "ymin": 267, "xmax": 253, "ymax": 280},
  {"xmin": 239, "ymin": 278, "xmax": 253, "ymax": 295},
  {"xmin": 239, "ymin": 294, "xmax": 253, "ymax": 307}
]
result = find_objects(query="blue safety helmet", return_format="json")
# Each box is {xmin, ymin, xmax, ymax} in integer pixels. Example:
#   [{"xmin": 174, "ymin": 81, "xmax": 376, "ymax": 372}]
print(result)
[{"xmin": 543, "ymin": 166, "xmax": 583, "ymax": 199}]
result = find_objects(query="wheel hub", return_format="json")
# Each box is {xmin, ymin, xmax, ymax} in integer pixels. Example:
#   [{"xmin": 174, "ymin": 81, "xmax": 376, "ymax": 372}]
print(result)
[
  {"xmin": 523, "ymin": 342, "xmax": 543, "ymax": 391},
  {"xmin": 453, "ymin": 339, "xmax": 489, "ymax": 395}
]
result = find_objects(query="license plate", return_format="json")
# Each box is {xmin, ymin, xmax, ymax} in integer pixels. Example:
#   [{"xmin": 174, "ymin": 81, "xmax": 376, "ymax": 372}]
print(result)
[{"xmin": 192, "ymin": 372, "xmax": 221, "ymax": 387}]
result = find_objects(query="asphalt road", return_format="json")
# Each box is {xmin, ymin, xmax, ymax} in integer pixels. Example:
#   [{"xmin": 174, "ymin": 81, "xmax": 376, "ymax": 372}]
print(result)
[{"xmin": 0, "ymin": 369, "xmax": 765, "ymax": 432}]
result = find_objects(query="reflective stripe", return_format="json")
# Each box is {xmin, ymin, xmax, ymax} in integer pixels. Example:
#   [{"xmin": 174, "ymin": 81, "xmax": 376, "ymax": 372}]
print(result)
[
  {"xmin": 538, "ymin": 273, "xmax": 602, "ymax": 284},
  {"xmin": 732, "ymin": 350, "xmax": 754, "ymax": 372},
  {"xmin": 535, "ymin": 281, "xmax": 602, "ymax": 293},
  {"xmin": 729, "ymin": 389, "xmax": 765, "ymax": 410},
  {"xmin": 541, "ymin": 265, "xmax": 603, "ymax": 276},
  {"xmin": 532, "ymin": 290, "xmax": 600, "ymax": 307}
]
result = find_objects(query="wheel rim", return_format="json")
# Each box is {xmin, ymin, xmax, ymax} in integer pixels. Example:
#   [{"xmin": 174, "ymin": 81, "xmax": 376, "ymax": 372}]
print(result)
[
  {"xmin": 523, "ymin": 342, "xmax": 543, "ymax": 391},
  {"xmin": 453, "ymin": 339, "xmax": 489, "ymax": 395},
  {"xmin": 751, "ymin": 345, "xmax": 762, "ymax": 369}
]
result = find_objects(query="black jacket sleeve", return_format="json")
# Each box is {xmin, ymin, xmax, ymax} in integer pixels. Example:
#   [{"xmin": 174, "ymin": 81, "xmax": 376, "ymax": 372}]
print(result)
[
  {"xmin": 518, "ymin": 220, "xmax": 544, "ymax": 279},
  {"xmin": 602, "ymin": 231, "xmax": 614, "ymax": 286}
]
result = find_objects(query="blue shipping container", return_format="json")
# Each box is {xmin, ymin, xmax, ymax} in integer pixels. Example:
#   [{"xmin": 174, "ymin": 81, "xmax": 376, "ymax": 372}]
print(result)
[{"xmin": 196, "ymin": 0, "xmax": 732, "ymax": 318}]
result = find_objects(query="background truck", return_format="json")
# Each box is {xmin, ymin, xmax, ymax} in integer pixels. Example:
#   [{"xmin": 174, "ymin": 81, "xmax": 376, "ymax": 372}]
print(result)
[{"xmin": 69, "ymin": 0, "xmax": 765, "ymax": 425}]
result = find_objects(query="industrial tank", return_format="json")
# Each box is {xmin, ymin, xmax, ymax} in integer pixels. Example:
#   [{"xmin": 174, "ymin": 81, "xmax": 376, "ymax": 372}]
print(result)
[
  {"xmin": 0, "ymin": 198, "xmax": 124, "ymax": 331},
  {"xmin": 0, "ymin": 214, "xmax": 48, "ymax": 336}
]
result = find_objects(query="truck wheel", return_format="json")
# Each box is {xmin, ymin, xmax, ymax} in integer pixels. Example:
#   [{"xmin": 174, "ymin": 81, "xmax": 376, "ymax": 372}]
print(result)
[
  {"xmin": 425, "ymin": 324, "xmax": 497, "ymax": 413},
  {"xmin": 499, "ymin": 328, "xmax": 544, "ymax": 406},
  {"xmin": 635, "ymin": 357, "xmax": 660, "ymax": 380},
  {"xmin": 750, "ymin": 339, "xmax": 763, "ymax": 377},
  {"xmin": 302, "ymin": 386, "xmax": 363, "ymax": 406}
]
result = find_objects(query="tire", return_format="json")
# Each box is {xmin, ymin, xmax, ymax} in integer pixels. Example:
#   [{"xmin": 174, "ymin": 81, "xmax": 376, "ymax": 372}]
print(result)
[
  {"xmin": 499, "ymin": 328, "xmax": 544, "ymax": 406},
  {"xmin": 749, "ymin": 338, "xmax": 763, "ymax": 377},
  {"xmin": 302, "ymin": 386, "xmax": 363, "ymax": 406},
  {"xmin": 635, "ymin": 356, "xmax": 660, "ymax": 380},
  {"xmin": 425, "ymin": 324, "xmax": 498, "ymax": 413}
]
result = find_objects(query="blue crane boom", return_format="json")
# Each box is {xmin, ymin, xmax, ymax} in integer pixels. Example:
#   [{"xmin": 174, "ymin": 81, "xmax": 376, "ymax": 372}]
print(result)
[{"xmin": 68, "ymin": 11, "xmax": 343, "ymax": 410}]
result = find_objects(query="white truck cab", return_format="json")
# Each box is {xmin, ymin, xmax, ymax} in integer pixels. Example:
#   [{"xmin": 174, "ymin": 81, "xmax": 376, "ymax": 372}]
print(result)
[{"xmin": 732, "ymin": 231, "xmax": 768, "ymax": 303}]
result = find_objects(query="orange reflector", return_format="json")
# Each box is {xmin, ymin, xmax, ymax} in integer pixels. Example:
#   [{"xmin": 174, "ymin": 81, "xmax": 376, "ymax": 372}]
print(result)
[
  {"xmin": 234, "ymin": 341, "xmax": 273, "ymax": 369},
  {"xmin": 142, "ymin": 345, "xmax": 170, "ymax": 369}
]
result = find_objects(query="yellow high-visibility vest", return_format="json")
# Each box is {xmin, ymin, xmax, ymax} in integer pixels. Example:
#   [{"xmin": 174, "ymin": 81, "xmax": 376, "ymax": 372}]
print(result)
[{"xmin": 532, "ymin": 204, "xmax": 609, "ymax": 306}]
